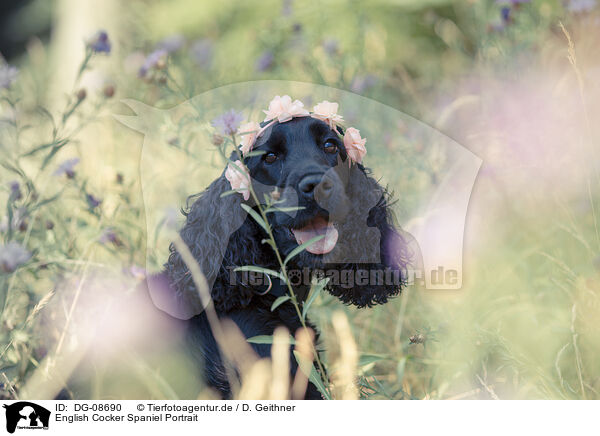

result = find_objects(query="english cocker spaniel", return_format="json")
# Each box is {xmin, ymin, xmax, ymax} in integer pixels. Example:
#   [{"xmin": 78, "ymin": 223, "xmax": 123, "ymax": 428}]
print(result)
[{"xmin": 149, "ymin": 96, "xmax": 411, "ymax": 399}]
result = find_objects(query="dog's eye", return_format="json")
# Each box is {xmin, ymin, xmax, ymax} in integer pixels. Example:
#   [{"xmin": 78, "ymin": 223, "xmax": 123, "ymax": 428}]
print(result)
[
  {"xmin": 323, "ymin": 140, "xmax": 338, "ymax": 154},
  {"xmin": 264, "ymin": 152, "xmax": 278, "ymax": 164}
]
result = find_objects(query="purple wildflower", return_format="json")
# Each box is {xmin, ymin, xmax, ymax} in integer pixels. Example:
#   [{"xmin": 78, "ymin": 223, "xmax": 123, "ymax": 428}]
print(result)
[
  {"xmin": 567, "ymin": 0, "xmax": 596, "ymax": 12},
  {"xmin": 0, "ymin": 241, "xmax": 31, "ymax": 273},
  {"xmin": 255, "ymin": 51, "xmax": 274, "ymax": 72},
  {"xmin": 157, "ymin": 34, "xmax": 185, "ymax": 53},
  {"xmin": 86, "ymin": 194, "xmax": 102, "ymax": 209},
  {"xmin": 190, "ymin": 39, "xmax": 213, "ymax": 69},
  {"xmin": 211, "ymin": 109, "xmax": 244, "ymax": 136},
  {"xmin": 128, "ymin": 265, "xmax": 147, "ymax": 280},
  {"xmin": 88, "ymin": 30, "xmax": 111, "ymax": 54},
  {"xmin": 0, "ymin": 63, "xmax": 18, "ymax": 89},
  {"xmin": 322, "ymin": 38, "xmax": 339, "ymax": 56},
  {"xmin": 350, "ymin": 75, "xmax": 377, "ymax": 94},
  {"xmin": 8, "ymin": 181, "xmax": 21, "ymax": 200},
  {"xmin": 501, "ymin": 6, "xmax": 512, "ymax": 23},
  {"xmin": 282, "ymin": 0, "xmax": 293, "ymax": 16},
  {"xmin": 138, "ymin": 49, "xmax": 168, "ymax": 78},
  {"xmin": 99, "ymin": 228, "xmax": 122, "ymax": 246},
  {"xmin": 54, "ymin": 158, "xmax": 80, "ymax": 178}
]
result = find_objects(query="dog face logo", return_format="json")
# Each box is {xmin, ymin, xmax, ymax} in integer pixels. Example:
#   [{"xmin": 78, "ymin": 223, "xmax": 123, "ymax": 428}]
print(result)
[{"xmin": 2, "ymin": 402, "xmax": 50, "ymax": 433}]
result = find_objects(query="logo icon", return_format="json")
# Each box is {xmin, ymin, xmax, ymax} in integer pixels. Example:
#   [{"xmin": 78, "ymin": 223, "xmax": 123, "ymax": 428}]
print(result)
[{"xmin": 2, "ymin": 402, "xmax": 50, "ymax": 433}]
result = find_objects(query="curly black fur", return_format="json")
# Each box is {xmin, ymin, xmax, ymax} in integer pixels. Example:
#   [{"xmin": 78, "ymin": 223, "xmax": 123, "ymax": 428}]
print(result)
[{"xmin": 158, "ymin": 116, "xmax": 412, "ymax": 399}]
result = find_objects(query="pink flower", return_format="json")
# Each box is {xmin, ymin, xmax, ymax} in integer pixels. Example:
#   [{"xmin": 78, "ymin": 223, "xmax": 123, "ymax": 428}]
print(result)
[
  {"xmin": 225, "ymin": 160, "xmax": 251, "ymax": 200},
  {"xmin": 238, "ymin": 121, "xmax": 261, "ymax": 155},
  {"xmin": 312, "ymin": 100, "xmax": 344, "ymax": 129},
  {"xmin": 263, "ymin": 95, "xmax": 309, "ymax": 123},
  {"xmin": 343, "ymin": 127, "xmax": 367, "ymax": 164}
]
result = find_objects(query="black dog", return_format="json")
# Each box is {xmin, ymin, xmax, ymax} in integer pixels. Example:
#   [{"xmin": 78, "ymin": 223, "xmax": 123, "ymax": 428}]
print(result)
[{"xmin": 151, "ymin": 116, "xmax": 411, "ymax": 399}]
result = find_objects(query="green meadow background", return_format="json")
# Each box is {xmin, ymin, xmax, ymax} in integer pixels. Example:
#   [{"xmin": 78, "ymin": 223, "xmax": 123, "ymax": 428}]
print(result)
[{"xmin": 1, "ymin": 0, "xmax": 599, "ymax": 399}]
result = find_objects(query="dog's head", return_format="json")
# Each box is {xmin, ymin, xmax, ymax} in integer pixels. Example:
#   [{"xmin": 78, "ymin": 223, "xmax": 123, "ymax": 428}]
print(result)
[
  {"xmin": 246, "ymin": 117, "xmax": 351, "ymax": 261},
  {"xmin": 164, "ymin": 111, "xmax": 411, "ymax": 316}
]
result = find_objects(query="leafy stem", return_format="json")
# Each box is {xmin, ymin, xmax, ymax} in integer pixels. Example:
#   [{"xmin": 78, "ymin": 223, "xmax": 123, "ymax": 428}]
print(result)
[{"xmin": 226, "ymin": 133, "xmax": 332, "ymax": 398}]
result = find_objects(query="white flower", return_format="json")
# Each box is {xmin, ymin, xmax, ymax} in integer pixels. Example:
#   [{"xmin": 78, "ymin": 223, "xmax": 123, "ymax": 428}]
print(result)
[
  {"xmin": 343, "ymin": 127, "xmax": 367, "ymax": 164},
  {"xmin": 263, "ymin": 95, "xmax": 309, "ymax": 123},
  {"xmin": 225, "ymin": 160, "xmax": 251, "ymax": 200},
  {"xmin": 312, "ymin": 100, "xmax": 344, "ymax": 129},
  {"xmin": 238, "ymin": 121, "xmax": 261, "ymax": 155}
]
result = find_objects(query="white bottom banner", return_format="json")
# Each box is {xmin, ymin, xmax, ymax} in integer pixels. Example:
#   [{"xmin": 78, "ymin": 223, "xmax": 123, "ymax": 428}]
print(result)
[{"xmin": 0, "ymin": 400, "xmax": 593, "ymax": 435}]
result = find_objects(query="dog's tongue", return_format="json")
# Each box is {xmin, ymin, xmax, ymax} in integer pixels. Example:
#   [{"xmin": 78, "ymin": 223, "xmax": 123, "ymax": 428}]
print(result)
[{"xmin": 291, "ymin": 216, "xmax": 338, "ymax": 255}]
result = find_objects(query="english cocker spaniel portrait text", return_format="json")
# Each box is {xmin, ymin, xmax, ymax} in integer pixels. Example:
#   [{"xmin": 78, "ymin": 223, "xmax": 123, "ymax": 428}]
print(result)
[{"xmin": 147, "ymin": 96, "xmax": 413, "ymax": 399}]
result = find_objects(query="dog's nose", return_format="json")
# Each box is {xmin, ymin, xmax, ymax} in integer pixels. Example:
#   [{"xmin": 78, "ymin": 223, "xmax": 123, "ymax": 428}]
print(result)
[
  {"xmin": 316, "ymin": 178, "xmax": 334, "ymax": 200},
  {"xmin": 298, "ymin": 174, "xmax": 321, "ymax": 197},
  {"xmin": 298, "ymin": 174, "xmax": 333, "ymax": 200}
]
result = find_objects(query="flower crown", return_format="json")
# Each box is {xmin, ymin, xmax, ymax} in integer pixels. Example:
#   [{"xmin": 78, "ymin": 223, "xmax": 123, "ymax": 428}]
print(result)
[{"xmin": 226, "ymin": 95, "xmax": 367, "ymax": 201}]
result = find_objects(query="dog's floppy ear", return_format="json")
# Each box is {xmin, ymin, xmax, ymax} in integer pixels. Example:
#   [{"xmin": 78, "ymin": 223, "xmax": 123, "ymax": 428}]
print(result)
[
  {"xmin": 161, "ymin": 168, "xmax": 249, "ymax": 319},
  {"xmin": 326, "ymin": 165, "xmax": 413, "ymax": 307}
]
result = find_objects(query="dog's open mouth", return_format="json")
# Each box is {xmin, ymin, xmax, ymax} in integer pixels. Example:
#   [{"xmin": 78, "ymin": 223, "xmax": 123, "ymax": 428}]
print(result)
[{"xmin": 290, "ymin": 216, "xmax": 338, "ymax": 255}]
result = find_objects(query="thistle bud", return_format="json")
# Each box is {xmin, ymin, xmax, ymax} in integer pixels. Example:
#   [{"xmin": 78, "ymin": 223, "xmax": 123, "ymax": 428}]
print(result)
[
  {"xmin": 103, "ymin": 84, "xmax": 115, "ymax": 98},
  {"xmin": 211, "ymin": 133, "xmax": 224, "ymax": 146},
  {"xmin": 76, "ymin": 88, "xmax": 87, "ymax": 101}
]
